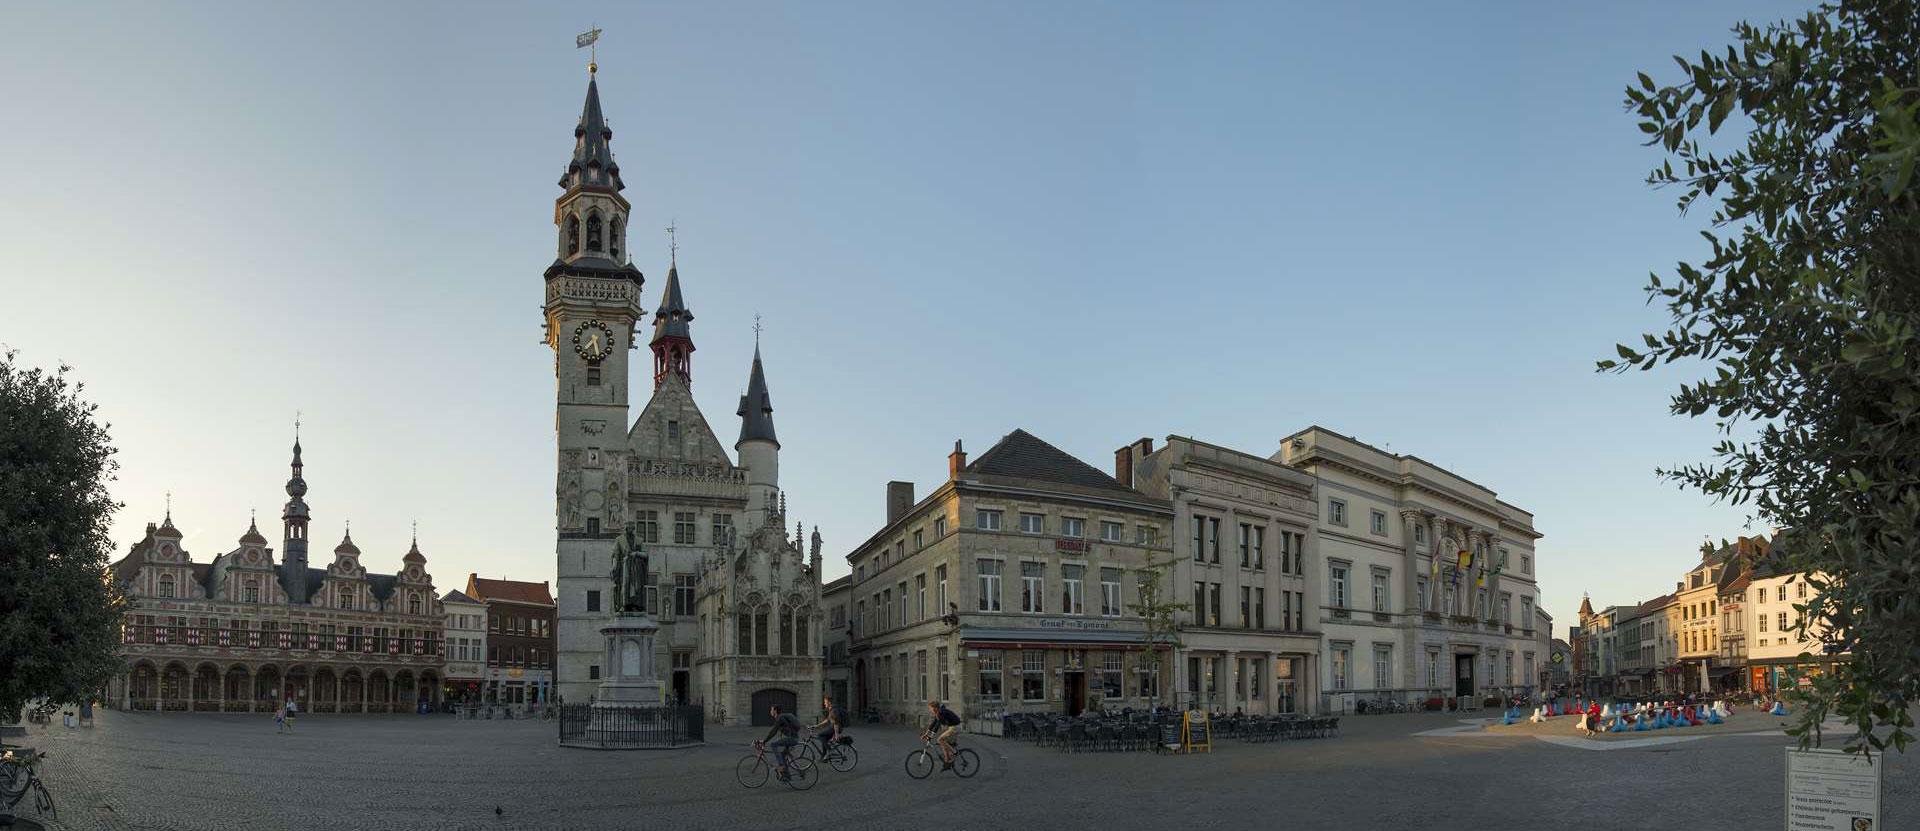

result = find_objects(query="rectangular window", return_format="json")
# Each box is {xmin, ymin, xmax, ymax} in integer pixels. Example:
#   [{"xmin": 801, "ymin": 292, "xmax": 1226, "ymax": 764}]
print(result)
[
  {"xmin": 1209, "ymin": 583, "xmax": 1222, "ymax": 627},
  {"xmin": 636, "ymin": 510, "xmax": 659, "ymax": 543},
  {"xmin": 1191, "ymin": 515, "xmax": 1206, "ymax": 562},
  {"xmin": 1254, "ymin": 587, "xmax": 1266, "ymax": 629},
  {"xmin": 976, "ymin": 509, "xmax": 1002, "ymax": 531},
  {"xmin": 1238, "ymin": 523, "xmax": 1251, "ymax": 567},
  {"xmin": 915, "ymin": 574, "xmax": 927, "ymax": 622},
  {"xmin": 1062, "ymin": 564, "xmax": 1085, "ymax": 615},
  {"xmin": 934, "ymin": 516, "xmax": 947, "ymax": 537},
  {"xmin": 1100, "ymin": 521, "xmax": 1123, "ymax": 542},
  {"xmin": 673, "ymin": 512, "xmax": 697, "ymax": 544},
  {"xmin": 589, "ymin": 665, "xmax": 601, "ymax": 680},
  {"xmin": 1021, "ymin": 562, "xmax": 1045, "ymax": 613},
  {"xmin": 1374, "ymin": 645, "xmax": 1392, "ymax": 689},
  {"xmin": 1240, "ymin": 585, "xmax": 1252, "ymax": 628},
  {"xmin": 1332, "ymin": 645, "xmax": 1350, "ymax": 690},
  {"xmin": 1371, "ymin": 569, "xmax": 1389, "ymax": 612},
  {"xmin": 1796, "ymin": 582, "xmax": 1807, "ymax": 599},
  {"xmin": 1294, "ymin": 591, "xmax": 1304, "ymax": 630},
  {"xmin": 978, "ymin": 651, "xmax": 1003, "ymax": 699},
  {"xmin": 1100, "ymin": 568, "xmax": 1122, "ymax": 617},
  {"xmin": 977, "ymin": 559, "xmax": 1003, "ymax": 612},
  {"xmin": 1426, "ymin": 650, "xmax": 1440, "ymax": 689},
  {"xmin": 1136, "ymin": 525, "xmax": 1156, "ymax": 546},
  {"xmin": 1330, "ymin": 563, "xmax": 1350, "ymax": 608},
  {"xmin": 1520, "ymin": 554, "xmax": 1530, "ymax": 574},
  {"xmin": 1137, "ymin": 659, "xmax": 1159, "ymax": 699},
  {"xmin": 1249, "ymin": 657, "xmax": 1265, "ymax": 700},
  {"xmin": 1370, "ymin": 510, "xmax": 1387, "ymax": 536},
  {"xmin": 1282, "ymin": 591, "xmax": 1293, "ymax": 631},
  {"xmin": 1209, "ymin": 517, "xmax": 1221, "ymax": 562},
  {"xmin": 936, "ymin": 565, "xmax": 949, "ymax": 614},
  {"xmin": 1416, "ymin": 577, "xmax": 1429, "ymax": 612},
  {"xmin": 1520, "ymin": 596, "xmax": 1533, "ymax": 627},
  {"xmin": 1251, "ymin": 526, "xmax": 1264, "ymax": 570},
  {"xmin": 674, "ymin": 575, "xmax": 697, "ymax": 617},
  {"xmin": 881, "ymin": 589, "xmax": 892, "ymax": 629},
  {"xmin": 665, "ymin": 419, "xmax": 680, "ymax": 441},
  {"xmin": 1759, "ymin": 614, "xmax": 1769, "ymax": 632},
  {"xmin": 1778, "ymin": 612, "xmax": 1788, "ymax": 632},
  {"xmin": 1061, "ymin": 517, "xmax": 1084, "ymax": 538},
  {"xmin": 913, "ymin": 529, "xmax": 924, "ymax": 550},
  {"xmin": 1193, "ymin": 581, "xmax": 1207, "ymax": 626},
  {"xmin": 1329, "ymin": 499, "xmax": 1348, "ymax": 527},
  {"xmin": 1102, "ymin": 652, "xmax": 1124, "ymax": 698},
  {"xmin": 915, "ymin": 650, "xmax": 928, "ymax": 701},
  {"xmin": 243, "ymin": 583, "xmax": 259, "ymax": 603},
  {"xmin": 1019, "ymin": 512, "xmax": 1045, "ymax": 534},
  {"xmin": 1415, "ymin": 523, "xmax": 1426, "ymax": 544},
  {"xmin": 1022, "ymin": 651, "xmax": 1046, "ymax": 700},
  {"xmin": 897, "ymin": 581, "xmax": 908, "ymax": 626}
]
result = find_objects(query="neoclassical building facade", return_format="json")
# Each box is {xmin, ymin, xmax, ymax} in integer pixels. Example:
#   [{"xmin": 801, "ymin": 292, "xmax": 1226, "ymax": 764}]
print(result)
[{"xmin": 107, "ymin": 438, "xmax": 447, "ymax": 713}]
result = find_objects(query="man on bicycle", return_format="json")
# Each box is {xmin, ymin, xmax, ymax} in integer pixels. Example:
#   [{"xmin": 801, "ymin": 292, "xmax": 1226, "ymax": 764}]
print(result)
[
  {"xmin": 810, "ymin": 695, "xmax": 845, "ymax": 757},
  {"xmin": 759, "ymin": 703, "xmax": 804, "ymax": 780},
  {"xmin": 922, "ymin": 699, "xmax": 962, "ymax": 769}
]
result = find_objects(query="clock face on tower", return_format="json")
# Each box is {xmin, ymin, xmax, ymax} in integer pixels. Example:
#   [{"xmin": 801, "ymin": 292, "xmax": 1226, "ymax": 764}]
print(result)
[{"xmin": 572, "ymin": 320, "xmax": 614, "ymax": 361}]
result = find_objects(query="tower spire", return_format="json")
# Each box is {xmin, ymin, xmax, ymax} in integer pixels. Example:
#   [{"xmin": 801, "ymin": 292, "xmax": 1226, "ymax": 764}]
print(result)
[
  {"xmin": 650, "ymin": 223, "xmax": 695, "ymax": 389},
  {"xmin": 281, "ymin": 426, "xmax": 313, "ymax": 604},
  {"xmin": 736, "ymin": 340, "xmax": 778, "ymax": 448}
]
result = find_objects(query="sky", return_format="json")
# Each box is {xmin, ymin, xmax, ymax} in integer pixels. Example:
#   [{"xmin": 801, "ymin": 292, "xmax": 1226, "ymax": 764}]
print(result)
[{"xmin": 0, "ymin": 1, "xmax": 1816, "ymax": 633}]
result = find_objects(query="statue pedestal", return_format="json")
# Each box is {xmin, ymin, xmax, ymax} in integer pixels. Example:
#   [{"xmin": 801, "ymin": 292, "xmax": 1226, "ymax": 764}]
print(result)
[{"xmin": 594, "ymin": 614, "xmax": 664, "ymax": 708}]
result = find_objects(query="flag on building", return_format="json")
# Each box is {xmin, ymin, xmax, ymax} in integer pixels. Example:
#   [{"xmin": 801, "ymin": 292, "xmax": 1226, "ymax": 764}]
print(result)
[{"xmin": 576, "ymin": 29, "xmax": 602, "ymax": 49}]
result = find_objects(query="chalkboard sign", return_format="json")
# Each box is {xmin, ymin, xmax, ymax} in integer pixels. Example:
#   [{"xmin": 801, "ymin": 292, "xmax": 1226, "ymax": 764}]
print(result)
[
  {"xmin": 1158, "ymin": 719, "xmax": 1180, "ymax": 749},
  {"xmin": 1182, "ymin": 710, "xmax": 1212, "ymax": 754}
]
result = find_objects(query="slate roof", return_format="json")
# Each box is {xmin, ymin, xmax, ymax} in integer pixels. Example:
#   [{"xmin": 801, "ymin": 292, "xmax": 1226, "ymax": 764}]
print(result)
[
  {"xmin": 964, "ymin": 429, "xmax": 1154, "ymax": 503},
  {"xmin": 651, "ymin": 264, "xmax": 693, "ymax": 343},
  {"xmin": 467, "ymin": 575, "xmax": 555, "ymax": 607},
  {"xmin": 736, "ymin": 346, "xmax": 778, "ymax": 447},
  {"xmin": 559, "ymin": 73, "xmax": 622, "ymax": 192},
  {"xmin": 441, "ymin": 589, "xmax": 481, "ymax": 605}
]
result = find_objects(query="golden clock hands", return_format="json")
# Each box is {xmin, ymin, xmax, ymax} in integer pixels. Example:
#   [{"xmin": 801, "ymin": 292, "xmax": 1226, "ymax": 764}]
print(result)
[{"xmin": 584, "ymin": 333, "xmax": 603, "ymax": 355}]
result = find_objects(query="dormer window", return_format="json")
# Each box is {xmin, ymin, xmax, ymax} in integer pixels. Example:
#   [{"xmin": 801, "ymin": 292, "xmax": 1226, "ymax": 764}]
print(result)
[
  {"xmin": 586, "ymin": 213, "xmax": 604, "ymax": 252},
  {"xmin": 157, "ymin": 574, "xmax": 176, "ymax": 598},
  {"xmin": 339, "ymin": 587, "xmax": 355, "ymax": 610},
  {"xmin": 408, "ymin": 593, "xmax": 422, "ymax": 615}
]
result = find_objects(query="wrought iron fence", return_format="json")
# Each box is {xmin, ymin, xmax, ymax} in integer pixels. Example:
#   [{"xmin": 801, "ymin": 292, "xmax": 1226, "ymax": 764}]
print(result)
[{"xmin": 557, "ymin": 703, "xmax": 704, "ymax": 749}]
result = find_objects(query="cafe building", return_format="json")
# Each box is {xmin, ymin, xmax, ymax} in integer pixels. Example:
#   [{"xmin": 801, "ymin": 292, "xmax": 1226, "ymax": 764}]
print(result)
[{"xmin": 844, "ymin": 430, "xmax": 1175, "ymax": 722}]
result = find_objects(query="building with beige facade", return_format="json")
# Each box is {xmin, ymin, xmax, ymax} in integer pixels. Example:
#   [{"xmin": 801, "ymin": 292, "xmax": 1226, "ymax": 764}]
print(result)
[
  {"xmin": 844, "ymin": 430, "xmax": 1174, "ymax": 722},
  {"xmin": 1117, "ymin": 436, "xmax": 1323, "ymax": 714},
  {"xmin": 1273, "ymin": 427, "xmax": 1544, "ymax": 711}
]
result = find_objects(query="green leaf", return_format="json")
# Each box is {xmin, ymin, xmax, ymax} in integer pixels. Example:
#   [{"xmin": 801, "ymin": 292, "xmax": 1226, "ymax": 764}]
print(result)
[{"xmin": 1709, "ymin": 89, "xmax": 1736, "ymax": 133}]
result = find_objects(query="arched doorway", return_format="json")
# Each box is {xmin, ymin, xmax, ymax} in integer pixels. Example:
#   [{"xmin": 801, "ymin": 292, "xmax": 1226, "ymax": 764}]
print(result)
[
  {"xmin": 130, "ymin": 662, "xmax": 158, "ymax": 711},
  {"xmin": 341, "ymin": 670, "xmax": 365, "ymax": 713},
  {"xmin": 395, "ymin": 671, "xmax": 417, "ymax": 714},
  {"xmin": 254, "ymin": 666, "xmax": 282, "ymax": 710},
  {"xmin": 286, "ymin": 665, "xmax": 311, "ymax": 710},
  {"xmin": 419, "ymin": 671, "xmax": 441, "ymax": 711},
  {"xmin": 160, "ymin": 662, "xmax": 189, "ymax": 712},
  {"xmin": 368, "ymin": 670, "xmax": 391, "ymax": 713},
  {"xmin": 193, "ymin": 663, "xmax": 221, "ymax": 712},
  {"xmin": 749, "ymin": 688, "xmax": 797, "ymax": 726},
  {"xmin": 313, "ymin": 667, "xmax": 338, "ymax": 713},
  {"xmin": 224, "ymin": 666, "xmax": 251, "ymax": 712}
]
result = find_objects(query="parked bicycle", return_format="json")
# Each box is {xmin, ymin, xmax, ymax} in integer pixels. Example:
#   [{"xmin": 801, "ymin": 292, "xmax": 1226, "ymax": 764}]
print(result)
[
  {"xmin": 737, "ymin": 741, "xmax": 817, "ymax": 791},
  {"xmin": 1, "ymin": 746, "xmax": 56, "ymax": 822},
  {"xmin": 794, "ymin": 734, "xmax": 859, "ymax": 773},
  {"xmin": 904, "ymin": 733, "xmax": 979, "ymax": 779}
]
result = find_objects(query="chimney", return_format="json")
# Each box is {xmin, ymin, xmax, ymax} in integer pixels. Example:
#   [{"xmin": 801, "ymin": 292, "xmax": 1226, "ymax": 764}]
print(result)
[
  {"xmin": 1114, "ymin": 437, "xmax": 1154, "ymax": 488},
  {"xmin": 886, "ymin": 481, "xmax": 914, "ymax": 524},
  {"xmin": 948, "ymin": 440, "xmax": 966, "ymax": 481}
]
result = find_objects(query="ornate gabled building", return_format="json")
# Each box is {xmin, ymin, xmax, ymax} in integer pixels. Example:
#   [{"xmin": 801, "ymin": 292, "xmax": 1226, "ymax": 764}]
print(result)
[
  {"xmin": 108, "ymin": 437, "xmax": 447, "ymax": 713},
  {"xmin": 546, "ymin": 63, "xmax": 821, "ymax": 724}
]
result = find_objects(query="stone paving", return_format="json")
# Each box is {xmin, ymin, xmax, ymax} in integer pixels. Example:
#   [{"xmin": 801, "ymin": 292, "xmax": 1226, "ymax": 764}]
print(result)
[{"xmin": 8, "ymin": 707, "xmax": 1917, "ymax": 830}]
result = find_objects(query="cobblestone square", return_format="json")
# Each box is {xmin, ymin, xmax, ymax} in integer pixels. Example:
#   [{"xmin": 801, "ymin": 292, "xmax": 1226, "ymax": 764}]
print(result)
[{"xmin": 10, "ymin": 708, "xmax": 1916, "ymax": 831}]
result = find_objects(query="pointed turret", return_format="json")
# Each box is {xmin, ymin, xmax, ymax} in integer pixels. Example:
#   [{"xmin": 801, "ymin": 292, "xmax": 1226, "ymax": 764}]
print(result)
[
  {"xmin": 281, "ymin": 431, "xmax": 313, "ymax": 603},
  {"xmin": 559, "ymin": 69, "xmax": 623, "ymax": 194},
  {"xmin": 650, "ymin": 262, "xmax": 695, "ymax": 388},
  {"xmin": 1578, "ymin": 594, "xmax": 1594, "ymax": 619},
  {"xmin": 736, "ymin": 346, "xmax": 778, "ymax": 448}
]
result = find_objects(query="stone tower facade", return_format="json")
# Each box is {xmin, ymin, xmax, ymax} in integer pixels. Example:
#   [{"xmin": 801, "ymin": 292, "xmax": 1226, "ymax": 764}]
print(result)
[
  {"xmin": 547, "ymin": 65, "xmax": 821, "ymax": 722},
  {"xmin": 548, "ymin": 65, "xmax": 647, "ymax": 703}
]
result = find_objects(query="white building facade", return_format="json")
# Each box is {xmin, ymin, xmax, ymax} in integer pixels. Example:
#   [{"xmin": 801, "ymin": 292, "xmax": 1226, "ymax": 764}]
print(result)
[{"xmin": 440, "ymin": 589, "xmax": 487, "ymax": 705}]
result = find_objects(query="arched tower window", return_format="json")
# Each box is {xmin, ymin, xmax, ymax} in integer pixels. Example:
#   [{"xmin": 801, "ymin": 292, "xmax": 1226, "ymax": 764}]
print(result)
[
  {"xmin": 586, "ymin": 213, "xmax": 604, "ymax": 252},
  {"xmin": 566, "ymin": 215, "xmax": 581, "ymax": 255},
  {"xmin": 608, "ymin": 216, "xmax": 621, "ymax": 260}
]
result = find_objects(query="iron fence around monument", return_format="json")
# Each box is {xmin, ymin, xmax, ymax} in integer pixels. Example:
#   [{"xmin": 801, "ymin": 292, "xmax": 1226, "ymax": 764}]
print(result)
[{"xmin": 557, "ymin": 703, "xmax": 704, "ymax": 749}]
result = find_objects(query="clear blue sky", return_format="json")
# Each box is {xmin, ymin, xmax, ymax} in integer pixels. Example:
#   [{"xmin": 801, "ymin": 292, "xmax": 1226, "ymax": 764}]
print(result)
[{"xmin": 0, "ymin": 1, "xmax": 1811, "ymax": 632}]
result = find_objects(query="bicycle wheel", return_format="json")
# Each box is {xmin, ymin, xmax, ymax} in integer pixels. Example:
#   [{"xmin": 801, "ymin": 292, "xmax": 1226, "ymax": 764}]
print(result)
[
  {"xmin": 735, "ymin": 755, "xmax": 769, "ymax": 789},
  {"xmin": 793, "ymin": 742, "xmax": 820, "ymax": 764},
  {"xmin": 828, "ymin": 743, "xmax": 858, "ymax": 773},
  {"xmin": 31, "ymin": 778, "xmax": 53, "ymax": 818},
  {"xmin": 904, "ymin": 748, "xmax": 934, "ymax": 779},
  {"xmin": 784, "ymin": 756, "xmax": 818, "ymax": 791},
  {"xmin": 952, "ymin": 748, "xmax": 981, "ymax": 778}
]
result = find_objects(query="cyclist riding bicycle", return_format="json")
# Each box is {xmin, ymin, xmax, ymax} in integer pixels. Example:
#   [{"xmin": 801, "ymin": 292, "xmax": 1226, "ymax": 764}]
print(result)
[
  {"xmin": 810, "ymin": 695, "xmax": 846, "ymax": 756},
  {"xmin": 759, "ymin": 703, "xmax": 804, "ymax": 780},
  {"xmin": 922, "ymin": 699, "xmax": 963, "ymax": 769}
]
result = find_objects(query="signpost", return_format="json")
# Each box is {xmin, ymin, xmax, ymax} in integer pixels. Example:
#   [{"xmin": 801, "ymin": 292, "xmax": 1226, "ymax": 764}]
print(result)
[
  {"xmin": 1785, "ymin": 747, "xmax": 1881, "ymax": 831},
  {"xmin": 1181, "ymin": 710, "xmax": 1212, "ymax": 754}
]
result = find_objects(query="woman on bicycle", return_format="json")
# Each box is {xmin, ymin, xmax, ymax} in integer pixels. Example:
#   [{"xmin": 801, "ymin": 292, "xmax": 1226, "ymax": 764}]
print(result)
[{"xmin": 922, "ymin": 700, "xmax": 962, "ymax": 770}]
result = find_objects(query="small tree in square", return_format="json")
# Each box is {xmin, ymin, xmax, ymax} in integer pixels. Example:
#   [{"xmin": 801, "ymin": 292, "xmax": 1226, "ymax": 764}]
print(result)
[{"xmin": 1128, "ymin": 554, "xmax": 1190, "ymax": 710}]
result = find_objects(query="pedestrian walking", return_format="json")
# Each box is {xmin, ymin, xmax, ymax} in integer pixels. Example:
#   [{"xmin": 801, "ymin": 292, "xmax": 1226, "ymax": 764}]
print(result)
[
  {"xmin": 274, "ymin": 700, "xmax": 288, "ymax": 733},
  {"xmin": 285, "ymin": 697, "xmax": 298, "ymax": 732},
  {"xmin": 80, "ymin": 699, "xmax": 94, "ymax": 727}
]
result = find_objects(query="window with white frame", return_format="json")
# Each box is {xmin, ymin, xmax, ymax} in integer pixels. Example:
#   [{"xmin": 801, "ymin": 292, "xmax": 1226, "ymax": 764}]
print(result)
[
  {"xmin": 1102, "ymin": 652, "xmax": 1123, "ymax": 698},
  {"xmin": 1190, "ymin": 515, "xmax": 1206, "ymax": 562},
  {"xmin": 1415, "ymin": 523, "xmax": 1426, "ymax": 543},
  {"xmin": 976, "ymin": 509, "xmax": 1002, "ymax": 531},
  {"xmin": 1022, "ymin": 651, "xmax": 1046, "ymax": 700},
  {"xmin": 938, "ymin": 646, "xmax": 951, "ymax": 700},
  {"xmin": 1416, "ymin": 576, "xmax": 1429, "ymax": 612},
  {"xmin": 1238, "ymin": 523, "xmax": 1251, "ymax": 567},
  {"xmin": 1370, "ymin": 510, "xmax": 1387, "ymax": 536},
  {"xmin": 1101, "ymin": 521, "xmax": 1123, "ymax": 542},
  {"xmin": 1021, "ymin": 562, "xmax": 1045, "ymax": 613},
  {"xmin": 936, "ymin": 565, "xmax": 948, "ymax": 613},
  {"xmin": 1330, "ymin": 562, "xmax": 1350, "ymax": 608},
  {"xmin": 1100, "ymin": 568, "xmax": 1122, "ymax": 617},
  {"xmin": 1329, "ymin": 499, "xmax": 1348, "ymax": 526},
  {"xmin": 915, "ymin": 574, "xmax": 927, "ymax": 622},
  {"xmin": 1019, "ymin": 512, "xmax": 1045, "ymax": 534},
  {"xmin": 674, "ymin": 575, "xmax": 697, "ymax": 616},
  {"xmin": 1426, "ymin": 650, "xmax": 1440, "ymax": 689},
  {"xmin": 1061, "ymin": 564, "xmax": 1085, "ymax": 615},
  {"xmin": 1251, "ymin": 526, "xmax": 1264, "ymax": 570},
  {"xmin": 934, "ymin": 516, "xmax": 947, "ymax": 537},
  {"xmin": 1371, "ymin": 569, "xmax": 1389, "ymax": 612},
  {"xmin": 978, "ymin": 650, "xmax": 1003, "ymax": 699},
  {"xmin": 1373, "ymin": 645, "xmax": 1393, "ymax": 689},
  {"xmin": 1061, "ymin": 517, "xmax": 1084, "ymax": 538},
  {"xmin": 977, "ymin": 559, "xmax": 1002, "ymax": 612},
  {"xmin": 673, "ymin": 512, "xmax": 697, "ymax": 544},
  {"xmin": 1331, "ymin": 644, "xmax": 1351, "ymax": 690}
]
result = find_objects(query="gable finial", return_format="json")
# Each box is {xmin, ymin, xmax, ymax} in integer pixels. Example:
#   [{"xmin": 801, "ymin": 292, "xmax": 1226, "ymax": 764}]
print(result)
[
  {"xmin": 165, "ymin": 491, "xmax": 172, "ymax": 523},
  {"xmin": 412, "ymin": 519, "xmax": 418, "ymax": 546}
]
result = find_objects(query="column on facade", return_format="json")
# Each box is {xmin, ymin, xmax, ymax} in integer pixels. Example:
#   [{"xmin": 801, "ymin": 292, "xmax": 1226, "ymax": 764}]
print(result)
[
  {"xmin": 1399, "ymin": 510, "xmax": 1423, "ymax": 699},
  {"xmin": 1432, "ymin": 516, "xmax": 1452, "ymax": 618}
]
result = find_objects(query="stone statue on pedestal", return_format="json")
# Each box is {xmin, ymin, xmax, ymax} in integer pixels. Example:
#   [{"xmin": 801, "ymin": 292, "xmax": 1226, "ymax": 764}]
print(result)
[{"xmin": 610, "ymin": 525, "xmax": 650, "ymax": 615}]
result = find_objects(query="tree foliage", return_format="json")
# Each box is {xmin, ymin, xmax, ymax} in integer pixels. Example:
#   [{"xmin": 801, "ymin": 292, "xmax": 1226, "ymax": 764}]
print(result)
[
  {"xmin": 1601, "ymin": 0, "xmax": 1920, "ymax": 755},
  {"xmin": 1127, "ymin": 554, "xmax": 1190, "ymax": 709},
  {"xmin": 0, "ymin": 350, "xmax": 128, "ymax": 717}
]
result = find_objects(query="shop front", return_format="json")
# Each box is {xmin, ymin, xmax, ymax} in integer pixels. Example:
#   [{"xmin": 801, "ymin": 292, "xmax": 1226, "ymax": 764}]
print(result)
[{"xmin": 958, "ymin": 624, "xmax": 1157, "ymax": 717}]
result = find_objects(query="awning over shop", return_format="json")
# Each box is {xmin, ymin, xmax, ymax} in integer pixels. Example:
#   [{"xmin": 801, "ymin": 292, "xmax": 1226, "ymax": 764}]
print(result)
[{"xmin": 958, "ymin": 626, "xmax": 1152, "ymax": 651}]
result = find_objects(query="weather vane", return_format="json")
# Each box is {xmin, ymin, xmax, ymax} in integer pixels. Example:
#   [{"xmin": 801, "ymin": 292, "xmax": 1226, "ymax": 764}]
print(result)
[
  {"xmin": 666, "ymin": 220, "xmax": 678, "ymax": 266},
  {"xmin": 753, "ymin": 313, "xmax": 764, "ymax": 345},
  {"xmin": 577, "ymin": 26, "xmax": 602, "ymax": 73}
]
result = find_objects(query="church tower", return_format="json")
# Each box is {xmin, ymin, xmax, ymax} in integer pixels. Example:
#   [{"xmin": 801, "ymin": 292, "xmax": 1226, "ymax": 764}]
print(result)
[
  {"xmin": 650, "ymin": 260, "xmax": 694, "ymax": 388},
  {"xmin": 547, "ymin": 62, "xmax": 646, "ymax": 702}
]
